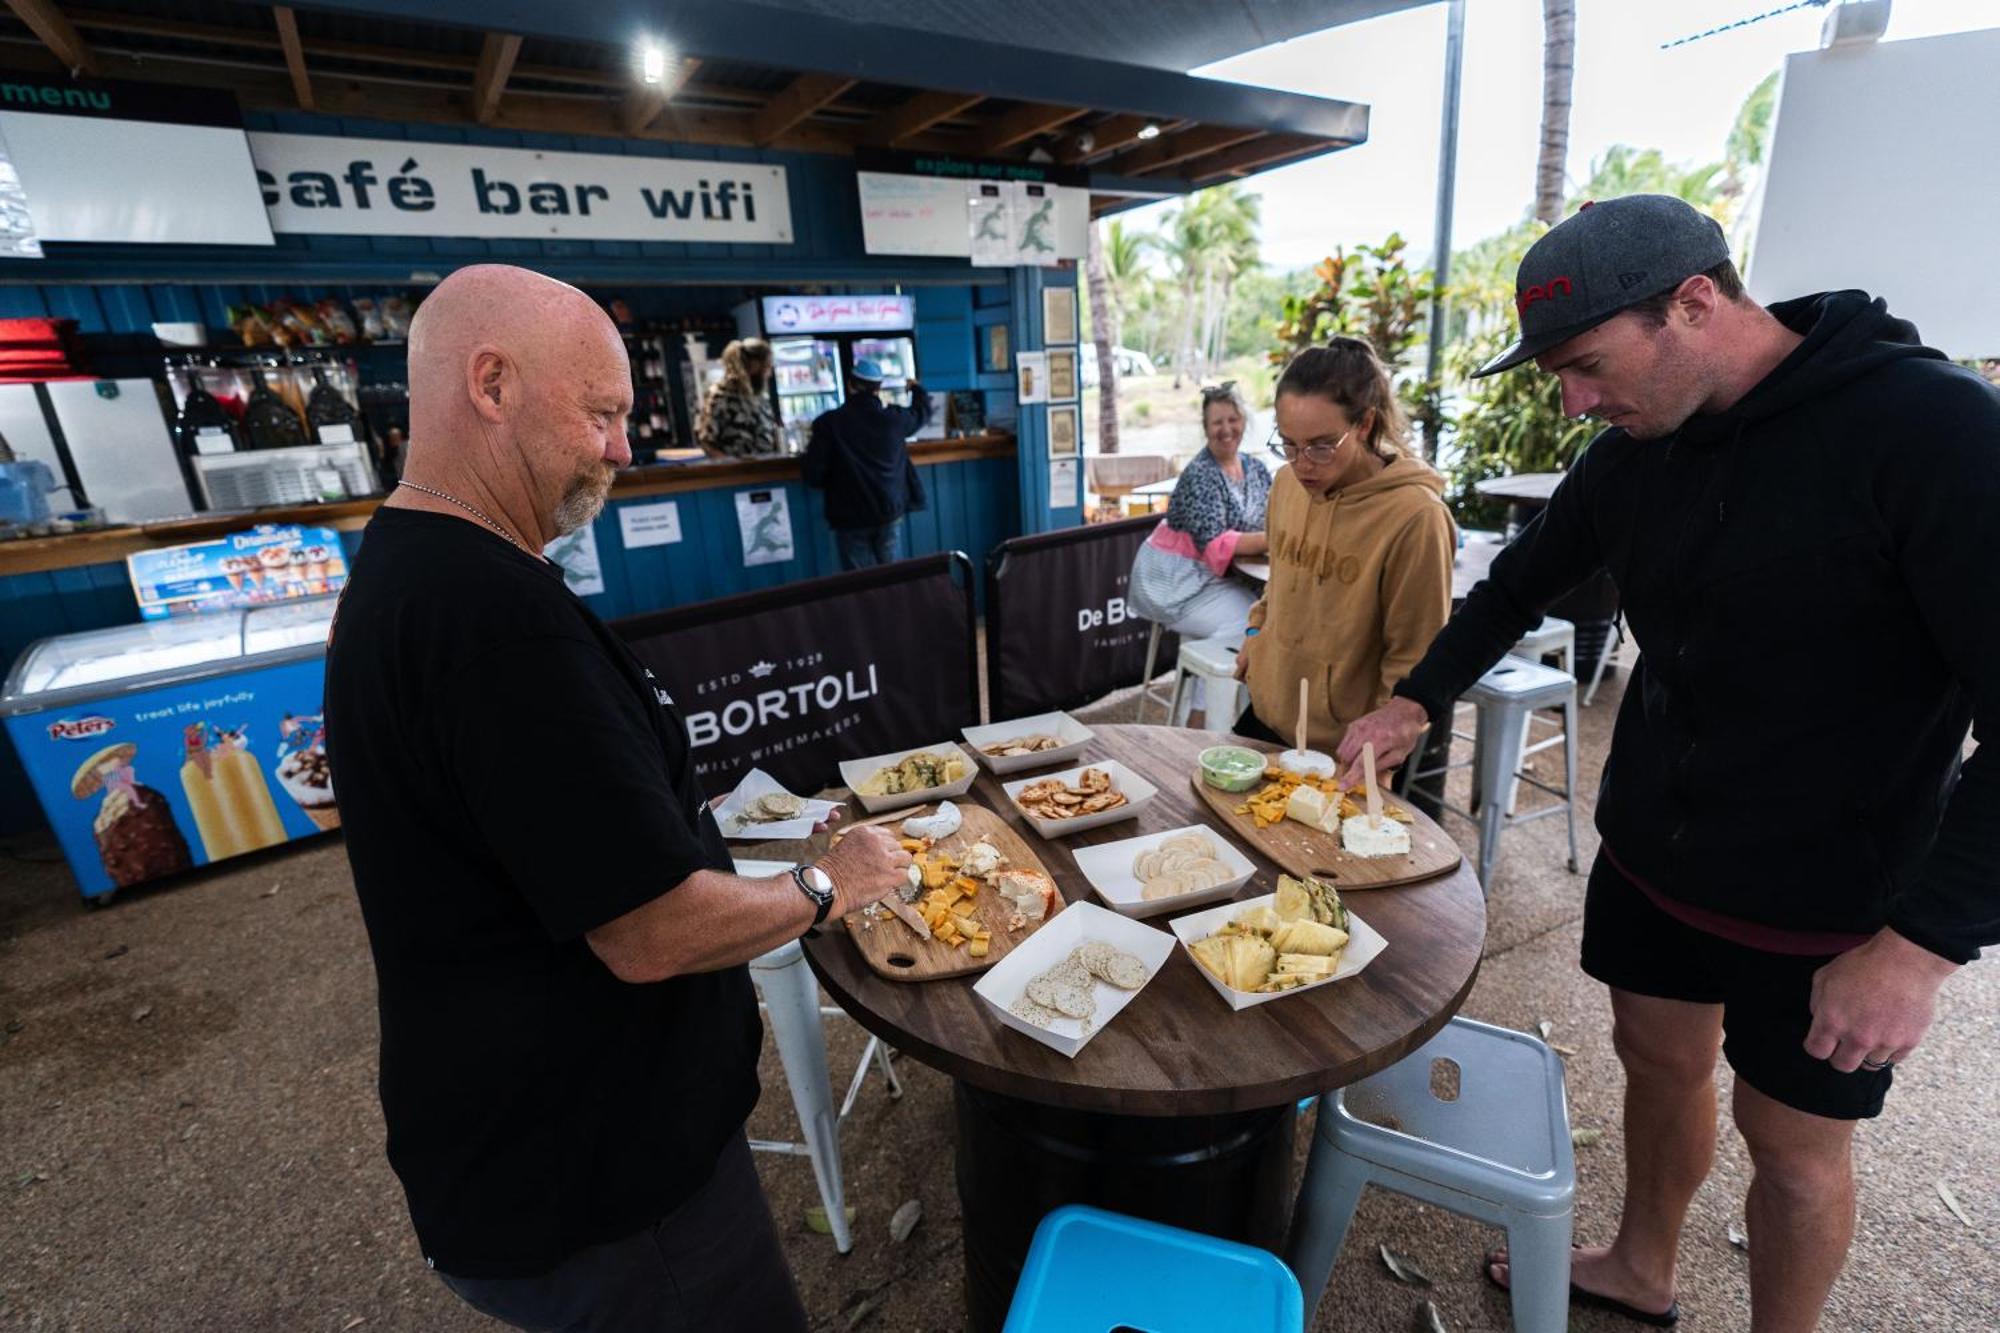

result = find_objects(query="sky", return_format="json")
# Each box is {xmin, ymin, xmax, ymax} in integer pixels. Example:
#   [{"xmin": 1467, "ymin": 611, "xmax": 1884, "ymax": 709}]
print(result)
[{"xmin": 1124, "ymin": 0, "xmax": 2000, "ymax": 273}]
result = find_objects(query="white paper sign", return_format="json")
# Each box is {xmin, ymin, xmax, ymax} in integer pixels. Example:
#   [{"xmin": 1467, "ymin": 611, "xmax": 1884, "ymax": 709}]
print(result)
[
  {"xmin": 1050, "ymin": 458, "xmax": 1079, "ymax": 509},
  {"xmin": 619, "ymin": 500, "xmax": 684, "ymax": 549},
  {"xmin": 862, "ymin": 171, "xmax": 1086, "ymax": 264},
  {"xmin": 2, "ymin": 112, "xmax": 271, "ymax": 246},
  {"xmin": 1009, "ymin": 181, "xmax": 1061, "ymax": 264},
  {"xmin": 543, "ymin": 524, "xmax": 605, "ymax": 596},
  {"xmin": 736, "ymin": 489, "xmax": 795, "ymax": 567},
  {"xmin": 1016, "ymin": 352, "xmax": 1048, "ymax": 405},
  {"xmin": 247, "ymin": 132, "xmax": 793, "ymax": 244},
  {"xmin": 968, "ymin": 181, "xmax": 1013, "ymax": 267}
]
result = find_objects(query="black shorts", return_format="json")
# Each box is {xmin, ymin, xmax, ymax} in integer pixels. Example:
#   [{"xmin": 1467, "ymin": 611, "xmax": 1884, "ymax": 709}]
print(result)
[{"xmin": 1580, "ymin": 855, "xmax": 1893, "ymax": 1121}]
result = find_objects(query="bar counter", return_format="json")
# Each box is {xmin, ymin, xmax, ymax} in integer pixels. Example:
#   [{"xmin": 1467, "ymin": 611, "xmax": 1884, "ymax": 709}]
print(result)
[{"xmin": 0, "ymin": 432, "xmax": 1016, "ymax": 578}]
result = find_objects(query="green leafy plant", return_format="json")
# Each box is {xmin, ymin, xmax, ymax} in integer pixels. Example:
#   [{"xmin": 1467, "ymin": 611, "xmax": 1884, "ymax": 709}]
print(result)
[
  {"xmin": 1442, "ymin": 331, "xmax": 1598, "ymax": 529},
  {"xmin": 1269, "ymin": 235, "xmax": 1435, "ymax": 371}
]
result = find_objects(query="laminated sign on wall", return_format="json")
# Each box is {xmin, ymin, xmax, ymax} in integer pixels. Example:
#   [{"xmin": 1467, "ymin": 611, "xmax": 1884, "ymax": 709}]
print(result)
[
  {"xmin": 248, "ymin": 133, "xmax": 793, "ymax": 244},
  {"xmin": 737, "ymin": 489, "xmax": 795, "ymax": 567}
]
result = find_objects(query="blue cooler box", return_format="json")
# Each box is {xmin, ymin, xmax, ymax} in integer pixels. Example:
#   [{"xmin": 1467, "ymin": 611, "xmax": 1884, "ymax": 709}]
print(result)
[{"xmin": 1, "ymin": 595, "xmax": 339, "ymax": 903}]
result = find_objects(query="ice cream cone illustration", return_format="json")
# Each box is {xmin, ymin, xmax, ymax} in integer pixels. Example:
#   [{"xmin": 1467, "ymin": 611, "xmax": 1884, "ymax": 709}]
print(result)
[
  {"xmin": 256, "ymin": 546, "xmax": 291, "ymax": 597},
  {"xmin": 301, "ymin": 544, "xmax": 330, "ymax": 594},
  {"xmin": 220, "ymin": 555, "xmax": 247, "ymax": 594},
  {"xmin": 274, "ymin": 713, "xmax": 338, "ymax": 831},
  {"xmin": 72, "ymin": 742, "xmax": 192, "ymax": 888},
  {"xmin": 180, "ymin": 722, "xmax": 287, "ymax": 861}
]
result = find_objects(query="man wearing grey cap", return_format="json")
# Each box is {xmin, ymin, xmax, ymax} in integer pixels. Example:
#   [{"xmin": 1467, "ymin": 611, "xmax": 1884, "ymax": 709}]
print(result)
[{"xmin": 1339, "ymin": 195, "xmax": 1998, "ymax": 1328}]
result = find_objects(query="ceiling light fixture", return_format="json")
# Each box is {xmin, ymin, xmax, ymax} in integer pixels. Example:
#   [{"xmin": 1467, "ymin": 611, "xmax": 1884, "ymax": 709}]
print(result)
[
  {"xmin": 1136, "ymin": 122, "xmax": 1161, "ymax": 140},
  {"xmin": 640, "ymin": 41, "xmax": 668, "ymax": 85}
]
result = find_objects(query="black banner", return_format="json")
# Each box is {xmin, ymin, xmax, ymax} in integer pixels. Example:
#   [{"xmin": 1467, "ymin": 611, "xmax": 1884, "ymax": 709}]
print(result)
[
  {"xmin": 985, "ymin": 515, "xmax": 1177, "ymax": 720},
  {"xmin": 614, "ymin": 554, "xmax": 978, "ymax": 796},
  {"xmin": 0, "ymin": 69, "xmax": 242, "ymax": 129}
]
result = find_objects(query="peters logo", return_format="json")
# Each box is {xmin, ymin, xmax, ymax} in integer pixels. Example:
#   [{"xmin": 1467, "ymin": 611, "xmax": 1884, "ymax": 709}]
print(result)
[
  {"xmin": 1516, "ymin": 275, "xmax": 1574, "ymax": 315},
  {"xmin": 47, "ymin": 715, "xmax": 115, "ymax": 742}
]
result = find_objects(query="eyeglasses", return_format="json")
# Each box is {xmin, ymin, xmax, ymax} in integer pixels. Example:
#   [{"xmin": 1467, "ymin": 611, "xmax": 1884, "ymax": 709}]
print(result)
[
  {"xmin": 1268, "ymin": 426, "xmax": 1355, "ymax": 463},
  {"xmin": 1199, "ymin": 381, "xmax": 1238, "ymax": 402}
]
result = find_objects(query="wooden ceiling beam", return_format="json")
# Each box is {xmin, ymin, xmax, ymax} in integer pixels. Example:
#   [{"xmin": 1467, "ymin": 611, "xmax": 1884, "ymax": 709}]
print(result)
[
  {"xmin": 968, "ymin": 101, "xmax": 1088, "ymax": 156},
  {"xmin": 1186, "ymin": 133, "xmax": 1332, "ymax": 185},
  {"xmin": 620, "ymin": 55, "xmax": 700, "ymax": 135},
  {"xmin": 1114, "ymin": 124, "xmax": 1265, "ymax": 176},
  {"xmin": 471, "ymin": 32, "xmax": 521, "ymax": 125},
  {"xmin": 271, "ymin": 6, "xmax": 311, "ymax": 111},
  {"xmin": 751, "ymin": 71, "xmax": 855, "ymax": 146},
  {"xmin": 5, "ymin": 0, "xmax": 96, "ymax": 75},
  {"xmin": 865, "ymin": 89, "xmax": 985, "ymax": 147}
]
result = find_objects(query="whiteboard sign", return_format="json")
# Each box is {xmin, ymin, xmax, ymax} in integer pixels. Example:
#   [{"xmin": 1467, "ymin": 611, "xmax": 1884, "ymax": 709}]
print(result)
[
  {"xmin": 0, "ymin": 112, "xmax": 272, "ymax": 246},
  {"xmin": 857, "ymin": 170, "xmax": 1087, "ymax": 264}
]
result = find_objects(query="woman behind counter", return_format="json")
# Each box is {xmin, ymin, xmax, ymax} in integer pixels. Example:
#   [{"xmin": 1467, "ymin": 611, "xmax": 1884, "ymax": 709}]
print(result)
[
  {"xmin": 1234, "ymin": 337, "xmax": 1456, "ymax": 762},
  {"xmin": 696, "ymin": 338, "xmax": 784, "ymax": 458},
  {"xmin": 1127, "ymin": 382, "xmax": 1272, "ymax": 714}
]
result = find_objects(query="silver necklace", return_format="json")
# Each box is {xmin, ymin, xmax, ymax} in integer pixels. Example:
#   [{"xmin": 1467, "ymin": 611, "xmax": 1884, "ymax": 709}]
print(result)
[{"xmin": 397, "ymin": 480, "xmax": 534, "ymax": 555}]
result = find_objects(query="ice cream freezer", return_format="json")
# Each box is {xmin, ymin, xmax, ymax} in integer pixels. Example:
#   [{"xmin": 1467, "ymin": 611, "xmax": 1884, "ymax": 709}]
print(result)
[{"xmin": 0, "ymin": 596, "xmax": 339, "ymax": 904}]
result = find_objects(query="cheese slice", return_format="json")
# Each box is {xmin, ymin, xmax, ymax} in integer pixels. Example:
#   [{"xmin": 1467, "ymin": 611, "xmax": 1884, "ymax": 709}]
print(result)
[
  {"xmin": 1341, "ymin": 813, "xmax": 1412, "ymax": 857},
  {"xmin": 1284, "ymin": 784, "xmax": 1341, "ymax": 833}
]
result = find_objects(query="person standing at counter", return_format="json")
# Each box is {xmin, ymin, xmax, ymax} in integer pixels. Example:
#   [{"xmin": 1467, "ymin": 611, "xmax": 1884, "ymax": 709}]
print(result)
[
  {"xmin": 802, "ymin": 360, "xmax": 929, "ymax": 569},
  {"xmin": 696, "ymin": 337, "xmax": 784, "ymax": 459},
  {"xmin": 1128, "ymin": 381, "xmax": 1271, "ymax": 718},
  {"xmin": 324, "ymin": 264, "xmax": 911, "ymax": 1332},
  {"xmin": 1233, "ymin": 337, "xmax": 1456, "ymax": 756}
]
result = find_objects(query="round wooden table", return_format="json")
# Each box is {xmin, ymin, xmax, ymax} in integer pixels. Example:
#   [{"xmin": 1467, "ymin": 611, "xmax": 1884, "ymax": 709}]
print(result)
[{"xmin": 802, "ymin": 724, "xmax": 1486, "ymax": 1329}]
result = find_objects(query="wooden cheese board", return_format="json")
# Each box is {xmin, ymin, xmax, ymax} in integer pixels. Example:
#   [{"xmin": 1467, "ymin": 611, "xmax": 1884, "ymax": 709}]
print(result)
[
  {"xmin": 1189, "ymin": 773, "xmax": 1462, "ymax": 890},
  {"xmin": 840, "ymin": 801, "xmax": 1067, "ymax": 982}
]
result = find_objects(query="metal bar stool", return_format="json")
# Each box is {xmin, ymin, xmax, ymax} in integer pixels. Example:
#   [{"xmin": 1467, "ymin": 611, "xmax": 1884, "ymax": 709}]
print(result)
[
  {"xmin": 1504, "ymin": 617, "xmax": 1575, "ymax": 813},
  {"xmin": 1285, "ymin": 1017, "xmax": 1575, "ymax": 1332},
  {"xmin": 1402, "ymin": 655, "xmax": 1579, "ymax": 890}
]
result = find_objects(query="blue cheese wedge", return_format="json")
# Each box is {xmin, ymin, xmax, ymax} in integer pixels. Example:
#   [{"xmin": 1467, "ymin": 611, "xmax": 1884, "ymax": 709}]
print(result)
[
  {"xmin": 1284, "ymin": 784, "xmax": 1341, "ymax": 833},
  {"xmin": 1341, "ymin": 813, "xmax": 1412, "ymax": 857}
]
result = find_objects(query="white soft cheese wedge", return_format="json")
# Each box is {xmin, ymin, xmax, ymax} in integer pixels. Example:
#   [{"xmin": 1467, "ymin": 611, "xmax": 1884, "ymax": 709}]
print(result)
[
  {"xmin": 1341, "ymin": 813, "xmax": 1412, "ymax": 857},
  {"xmin": 1278, "ymin": 748, "xmax": 1336, "ymax": 779},
  {"xmin": 1284, "ymin": 784, "xmax": 1341, "ymax": 833}
]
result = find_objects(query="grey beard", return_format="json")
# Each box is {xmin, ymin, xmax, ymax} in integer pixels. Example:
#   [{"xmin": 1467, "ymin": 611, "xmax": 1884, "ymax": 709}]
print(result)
[{"xmin": 552, "ymin": 471, "xmax": 610, "ymax": 535}]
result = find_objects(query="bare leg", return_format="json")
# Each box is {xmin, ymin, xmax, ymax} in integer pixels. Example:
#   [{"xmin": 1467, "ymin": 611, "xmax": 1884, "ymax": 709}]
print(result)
[
  {"xmin": 1491, "ymin": 988, "xmax": 1720, "ymax": 1314},
  {"xmin": 1732, "ymin": 1077, "xmax": 1857, "ymax": 1333}
]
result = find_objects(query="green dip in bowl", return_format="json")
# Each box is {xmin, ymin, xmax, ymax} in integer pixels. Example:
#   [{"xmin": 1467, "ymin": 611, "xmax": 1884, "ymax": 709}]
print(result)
[{"xmin": 1198, "ymin": 745, "xmax": 1267, "ymax": 792}]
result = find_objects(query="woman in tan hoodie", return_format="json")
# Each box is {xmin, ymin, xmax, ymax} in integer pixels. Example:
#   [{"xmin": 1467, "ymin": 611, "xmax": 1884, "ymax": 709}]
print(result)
[{"xmin": 1234, "ymin": 337, "xmax": 1456, "ymax": 775}]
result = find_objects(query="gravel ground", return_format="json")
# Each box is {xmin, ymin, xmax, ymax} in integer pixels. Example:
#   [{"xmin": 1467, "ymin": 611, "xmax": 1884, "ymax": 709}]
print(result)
[{"xmin": 2, "ymin": 644, "xmax": 1994, "ymax": 1333}]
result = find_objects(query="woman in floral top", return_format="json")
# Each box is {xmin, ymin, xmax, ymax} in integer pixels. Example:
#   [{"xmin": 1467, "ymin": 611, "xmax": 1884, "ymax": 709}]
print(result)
[
  {"xmin": 1127, "ymin": 382, "xmax": 1272, "ymax": 709},
  {"xmin": 696, "ymin": 339, "xmax": 783, "ymax": 458}
]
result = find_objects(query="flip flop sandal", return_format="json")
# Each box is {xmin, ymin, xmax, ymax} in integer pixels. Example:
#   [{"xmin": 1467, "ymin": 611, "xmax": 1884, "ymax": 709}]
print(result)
[{"xmin": 1482, "ymin": 1246, "xmax": 1682, "ymax": 1328}]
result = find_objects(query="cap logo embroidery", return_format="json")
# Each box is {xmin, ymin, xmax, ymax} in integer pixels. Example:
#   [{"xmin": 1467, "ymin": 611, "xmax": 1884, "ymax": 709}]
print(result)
[
  {"xmin": 1618, "ymin": 270, "xmax": 1649, "ymax": 290},
  {"xmin": 1516, "ymin": 275, "xmax": 1574, "ymax": 314}
]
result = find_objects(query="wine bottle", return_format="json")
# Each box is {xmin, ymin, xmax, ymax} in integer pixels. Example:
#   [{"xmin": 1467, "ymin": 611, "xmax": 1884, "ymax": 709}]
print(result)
[{"xmin": 242, "ymin": 368, "xmax": 307, "ymax": 450}]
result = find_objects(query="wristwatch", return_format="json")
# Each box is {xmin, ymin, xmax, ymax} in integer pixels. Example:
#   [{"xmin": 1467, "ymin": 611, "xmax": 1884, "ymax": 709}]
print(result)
[{"xmin": 791, "ymin": 865, "xmax": 836, "ymax": 926}]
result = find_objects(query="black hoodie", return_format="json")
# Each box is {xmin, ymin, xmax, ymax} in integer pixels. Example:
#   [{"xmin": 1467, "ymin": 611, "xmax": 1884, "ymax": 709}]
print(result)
[{"xmin": 1400, "ymin": 291, "xmax": 2000, "ymax": 963}]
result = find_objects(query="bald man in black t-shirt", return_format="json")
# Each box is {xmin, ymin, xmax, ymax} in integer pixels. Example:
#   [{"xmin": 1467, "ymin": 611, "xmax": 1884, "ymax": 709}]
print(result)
[{"xmin": 325, "ymin": 265, "xmax": 910, "ymax": 1331}]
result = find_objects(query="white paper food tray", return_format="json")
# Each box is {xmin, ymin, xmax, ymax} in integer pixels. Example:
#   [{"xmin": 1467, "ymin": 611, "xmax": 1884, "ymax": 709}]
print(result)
[
  {"xmin": 972, "ymin": 902, "xmax": 1175, "ymax": 1058},
  {"xmin": 837, "ymin": 743, "xmax": 980, "ymax": 813},
  {"xmin": 1168, "ymin": 891, "xmax": 1388, "ymax": 1011},
  {"xmin": 1071, "ymin": 824, "xmax": 1256, "ymax": 918},
  {"xmin": 1001, "ymin": 759, "xmax": 1157, "ymax": 838},
  {"xmin": 961, "ymin": 711, "xmax": 1095, "ymax": 775}
]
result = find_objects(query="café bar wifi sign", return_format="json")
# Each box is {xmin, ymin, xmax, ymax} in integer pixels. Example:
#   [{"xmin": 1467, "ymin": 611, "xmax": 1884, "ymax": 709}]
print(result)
[{"xmin": 247, "ymin": 133, "xmax": 794, "ymax": 244}]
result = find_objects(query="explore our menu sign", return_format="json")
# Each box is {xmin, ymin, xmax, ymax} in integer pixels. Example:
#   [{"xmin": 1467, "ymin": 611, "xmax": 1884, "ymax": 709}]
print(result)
[{"xmin": 246, "ymin": 132, "xmax": 795, "ymax": 245}]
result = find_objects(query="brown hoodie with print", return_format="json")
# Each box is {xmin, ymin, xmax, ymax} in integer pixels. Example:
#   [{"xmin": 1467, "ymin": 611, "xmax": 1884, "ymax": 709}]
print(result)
[{"xmin": 1243, "ymin": 456, "xmax": 1457, "ymax": 753}]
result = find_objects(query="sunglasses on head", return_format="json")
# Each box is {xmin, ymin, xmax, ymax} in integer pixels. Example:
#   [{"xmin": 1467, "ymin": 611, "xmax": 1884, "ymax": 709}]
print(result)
[{"xmin": 1199, "ymin": 381, "xmax": 1238, "ymax": 402}]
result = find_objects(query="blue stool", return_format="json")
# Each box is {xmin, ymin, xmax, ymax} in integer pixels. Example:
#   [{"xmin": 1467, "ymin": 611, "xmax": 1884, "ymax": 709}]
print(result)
[{"xmin": 1003, "ymin": 1204, "xmax": 1305, "ymax": 1333}]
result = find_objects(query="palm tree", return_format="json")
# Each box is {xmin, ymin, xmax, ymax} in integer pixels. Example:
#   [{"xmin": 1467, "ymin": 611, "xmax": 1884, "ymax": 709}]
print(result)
[
  {"xmin": 1535, "ymin": 0, "xmax": 1576, "ymax": 225},
  {"xmin": 1086, "ymin": 219, "xmax": 1153, "ymax": 455},
  {"xmin": 1162, "ymin": 185, "xmax": 1261, "ymax": 387}
]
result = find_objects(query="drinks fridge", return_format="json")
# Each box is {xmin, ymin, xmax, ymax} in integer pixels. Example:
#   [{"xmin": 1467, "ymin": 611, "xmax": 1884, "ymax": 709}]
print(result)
[
  {"xmin": 0, "ymin": 596, "xmax": 339, "ymax": 904},
  {"xmin": 734, "ymin": 294, "xmax": 921, "ymax": 443}
]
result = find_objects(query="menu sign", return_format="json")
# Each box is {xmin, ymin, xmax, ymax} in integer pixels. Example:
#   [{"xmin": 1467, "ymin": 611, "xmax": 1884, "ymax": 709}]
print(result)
[
  {"xmin": 127, "ymin": 524, "xmax": 347, "ymax": 621},
  {"xmin": 616, "ymin": 555, "xmax": 977, "ymax": 794}
]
